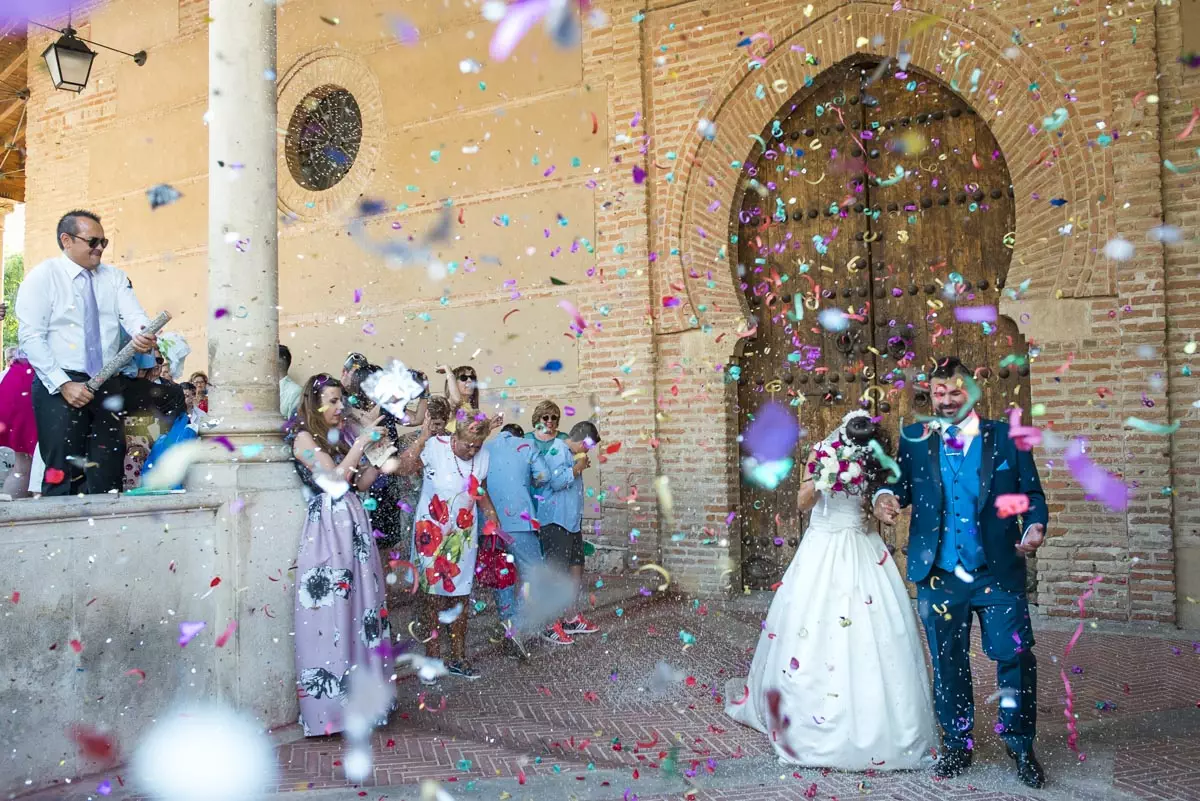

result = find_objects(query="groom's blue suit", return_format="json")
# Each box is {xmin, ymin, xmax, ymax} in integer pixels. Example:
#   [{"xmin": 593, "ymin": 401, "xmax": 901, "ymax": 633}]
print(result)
[{"xmin": 881, "ymin": 416, "xmax": 1048, "ymax": 752}]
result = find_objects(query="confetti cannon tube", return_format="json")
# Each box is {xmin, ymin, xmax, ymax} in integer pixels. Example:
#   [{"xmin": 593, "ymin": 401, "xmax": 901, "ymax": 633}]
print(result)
[{"xmin": 85, "ymin": 311, "xmax": 173, "ymax": 392}]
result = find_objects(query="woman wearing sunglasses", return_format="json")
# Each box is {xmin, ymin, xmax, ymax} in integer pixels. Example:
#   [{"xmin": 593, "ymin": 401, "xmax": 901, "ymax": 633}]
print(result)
[
  {"xmin": 526, "ymin": 400, "xmax": 568, "ymax": 456},
  {"xmin": 440, "ymin": 364, "xmax": 503, "ymax": 435}
]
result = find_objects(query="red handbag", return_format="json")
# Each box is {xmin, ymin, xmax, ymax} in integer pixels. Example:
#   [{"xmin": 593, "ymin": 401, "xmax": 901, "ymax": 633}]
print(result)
[{"xmin": 475, "ymin": 535, "xmax": 517, "ymax": 589}]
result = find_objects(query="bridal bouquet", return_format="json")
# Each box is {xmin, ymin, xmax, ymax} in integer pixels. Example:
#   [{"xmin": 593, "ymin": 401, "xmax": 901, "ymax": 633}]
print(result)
[{"xmin": 807, "ymin": 437, "xmax": 872, "ymax": 496}]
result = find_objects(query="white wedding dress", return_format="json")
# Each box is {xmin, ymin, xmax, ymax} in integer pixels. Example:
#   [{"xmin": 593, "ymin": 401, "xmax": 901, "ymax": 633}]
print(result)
[{"xmin": 725, "ymin": 489, "xmax": 938, "ymax": 770}]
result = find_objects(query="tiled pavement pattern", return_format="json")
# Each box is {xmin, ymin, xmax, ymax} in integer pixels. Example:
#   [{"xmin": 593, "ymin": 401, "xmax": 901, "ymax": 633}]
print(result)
[{"xmin": 15, "ymin": 585, "xmax": 1200, "ymax": 801}]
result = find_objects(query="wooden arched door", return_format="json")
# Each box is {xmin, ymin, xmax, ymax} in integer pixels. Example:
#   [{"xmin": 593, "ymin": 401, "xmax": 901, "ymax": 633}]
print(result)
[{"xmin": 733, "ymin": 57, "xmax": 1031, "ymax": 590}]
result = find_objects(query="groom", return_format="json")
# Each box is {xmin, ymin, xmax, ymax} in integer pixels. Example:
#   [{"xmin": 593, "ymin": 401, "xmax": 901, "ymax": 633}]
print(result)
[{"xmin": 873, "ymin": 356, "xmax": 1048, "ymax": 788}]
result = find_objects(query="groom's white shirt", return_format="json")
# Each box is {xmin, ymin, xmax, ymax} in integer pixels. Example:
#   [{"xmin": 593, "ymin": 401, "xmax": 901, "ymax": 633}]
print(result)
[{"xmin": 945, "ymin": 411, "xmax": 980, "ymax": 454}]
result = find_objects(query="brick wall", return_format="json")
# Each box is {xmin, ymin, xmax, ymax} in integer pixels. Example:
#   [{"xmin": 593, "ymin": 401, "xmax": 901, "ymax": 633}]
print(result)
[{"xmin": 18, "ymin": 0, "xmax": 1198, "ymax": 622}]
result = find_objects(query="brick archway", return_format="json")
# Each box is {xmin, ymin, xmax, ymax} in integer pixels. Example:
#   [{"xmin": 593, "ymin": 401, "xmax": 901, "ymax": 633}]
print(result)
[
  {"xmin": 652, "ymin": 2, "xmax": 1120, "ymax": 597},
  {"xmin": 656, "ymin": 2, "xmax": 1108, "ymax": 353}
]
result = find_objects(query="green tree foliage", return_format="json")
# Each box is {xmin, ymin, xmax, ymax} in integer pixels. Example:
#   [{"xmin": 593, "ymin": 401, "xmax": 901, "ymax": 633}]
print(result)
[{"xmin": 3, "ymin": 253, "xmax": 23, "ymax": 351}]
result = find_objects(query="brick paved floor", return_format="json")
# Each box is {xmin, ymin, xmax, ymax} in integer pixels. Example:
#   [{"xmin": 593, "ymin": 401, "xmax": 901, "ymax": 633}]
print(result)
[
  {"xmin": 15, "ymin": 583, "xmax": 1200, "ymax": 801},
  {"xmin": 273, "ymin": 589, "xmax": 1200, "ymax": 801}
]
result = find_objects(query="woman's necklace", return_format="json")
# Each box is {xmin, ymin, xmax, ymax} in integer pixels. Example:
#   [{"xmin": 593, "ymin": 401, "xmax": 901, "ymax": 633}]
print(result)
[{"xmin": 453, "ymin": 450, "xmax": 476, "ymax": 481}]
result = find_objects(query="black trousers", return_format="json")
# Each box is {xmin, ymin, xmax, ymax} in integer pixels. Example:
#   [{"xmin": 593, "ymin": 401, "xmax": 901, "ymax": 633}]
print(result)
[{"xmin": 31, "ymin": 372, "xmax": 187, "ymax": 496}]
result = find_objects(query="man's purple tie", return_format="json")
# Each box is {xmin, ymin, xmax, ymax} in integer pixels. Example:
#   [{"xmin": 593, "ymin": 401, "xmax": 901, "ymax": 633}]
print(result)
[{"xmin": 82, "ymin": 270, "xmax": 103, "ymax": 376}]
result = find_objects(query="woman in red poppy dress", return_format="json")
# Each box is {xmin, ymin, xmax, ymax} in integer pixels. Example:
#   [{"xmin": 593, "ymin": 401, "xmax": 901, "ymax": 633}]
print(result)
[{"xmin": 396, "ymin": 412, "xmax": 501, "ymax": 681}]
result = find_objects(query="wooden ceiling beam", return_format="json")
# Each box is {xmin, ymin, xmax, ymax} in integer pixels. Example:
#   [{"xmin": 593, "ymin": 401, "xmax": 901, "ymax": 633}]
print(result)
[
  {"xmin": 0, "ymin": 49, "xmax": 25, "ymax": 86},
  {"xmin": 0, "ymin": 97, "xmax": 24, "ymax": 126}
]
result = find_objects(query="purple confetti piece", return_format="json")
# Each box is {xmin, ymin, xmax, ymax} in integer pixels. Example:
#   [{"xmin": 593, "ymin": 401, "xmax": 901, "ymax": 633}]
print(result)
[
  {"xmin": 178, "ymin": 621, "xmax": 206, "ymax": 648},
  {"xmin": 390, "ymin": 15, "xmax": 420, "ymax": 45},
  {"xmin": 97, "ymin": 781, "xmax": 112, "ymax": 796},
  {"xmin": 662, "ymin": 296, "xmax": 682, "ymax": 308},
  {"xmin": 741, "ymin": 401, "xmax": 799, "ymax": 462},
  {"xmin": 954, "ymin": 305, "xmax": 998, "ymax": 323},
  {"xmin": 789, "ymin": 657, "xmax": 799, "ymax": 670},
  {"xmin": 213, "ymin": 308, "xmax": 229, "ymax": 319},
  {"xmin": 1066, "ymin": 438, "xmax": 1130, "ymax": 511},
  {"xmin": 632, "ymin": 165, "xmax": 647, "ymax": 184},
  {"xmin": 543, "ymin": 165, "xmax": 556, "ymax": 177},
  {"xmin": 563, "ymin": 405, "xmax": 576, "ymax": 416},
  {"xmin": 489, "ymin": 0, "xmax": 550, "ymax": 61},
  {"xmin": 353, "ymin": 288, "xmax": 363, "ymax": 303},
  {"xmin": 0, "ymin": 0, "xmax": 76, "ymax": 22}
]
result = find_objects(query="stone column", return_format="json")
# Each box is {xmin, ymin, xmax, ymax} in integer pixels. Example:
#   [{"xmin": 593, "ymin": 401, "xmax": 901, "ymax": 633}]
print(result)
[
  {"xmin": 188, "ymin": 0, "xmax": 300, "ymax": 729},
  {"xmin": 205, "ymin": 0, "xmax": 283, "ymax": 449}
]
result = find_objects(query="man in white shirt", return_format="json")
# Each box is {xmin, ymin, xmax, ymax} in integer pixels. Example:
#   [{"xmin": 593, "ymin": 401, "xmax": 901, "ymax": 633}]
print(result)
[
  {"xmin": 15, "ymin": 210, "xmax": 160, "ymax": 496},
  {"xmin": 278, "ymin": 344, "xmax": 302, "ymax": 419}
]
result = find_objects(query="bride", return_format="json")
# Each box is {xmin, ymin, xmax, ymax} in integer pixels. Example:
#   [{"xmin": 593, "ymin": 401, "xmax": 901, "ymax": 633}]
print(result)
[{"xmin": 725, "ymin": 410, "xmax": 937, "ymax": 770}]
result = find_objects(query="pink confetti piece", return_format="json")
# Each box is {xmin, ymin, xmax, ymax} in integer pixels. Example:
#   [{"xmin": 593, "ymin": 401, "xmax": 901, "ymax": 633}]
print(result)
[
  {"xmin": 1065, "ymin": 439, "xmax": 1130, "ymax": 511},
  {"xmin": 995, "ymin": 493, "xmax": 1030, "ymax": 518},
  {"xmin": 662, "ymin": 295, "xmax": 682, "ymax": 308},
  {"xmin": 178, "ymin": 621, "xmax": 206, "ymax": 648},
  {"xmin": 1061, "ymin": 575, "xmax": 1103, "ymax": 759},
  {"xmin": 215, "ymin": 620, "xmax": 237, "ymax": 647},
  {"xmin": 954, "ymin": 305, "xmax": 998, "ymax": 323},
  {"xmin": 558, "ymin": 299, "xmax": 588, "ymax": 332},
  {"xmin": 1007, "ymin": 408, "xmax": 1042, "ymax": 451},
  {"xmin": 1178, "ymin": 106, "xmax": 1200, "ymax": 140}
]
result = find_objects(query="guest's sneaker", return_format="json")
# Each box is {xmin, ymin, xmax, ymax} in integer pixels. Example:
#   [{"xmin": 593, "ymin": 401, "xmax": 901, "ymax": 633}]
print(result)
[
  {"xmin": 934, "ymin": 747, "xmax": 972, "ymax": 779},
  {"xmin": 1005, "ymin": 746, "xmax": 1046, "ymax": 789},
  {"xmin": 563, "ymin": 614, "xmax": 600, "ymax": 635},
  {"xmin": 541, "ymin": 621, "xmax": 575, "ymax": 646},
  {"xmin": 447, "ymin": 660, "xmax": 481, "ymax": 680}
]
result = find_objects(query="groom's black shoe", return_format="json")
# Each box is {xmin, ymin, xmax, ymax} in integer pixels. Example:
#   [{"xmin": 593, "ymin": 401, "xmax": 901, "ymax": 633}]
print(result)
[
  {"xmin": 1006, "ymin": 747, "xmax": 1046, "ymax": 789},
  {"xmin": 934, "ymin": 748, "xmax": 973, "ymax": 779}
]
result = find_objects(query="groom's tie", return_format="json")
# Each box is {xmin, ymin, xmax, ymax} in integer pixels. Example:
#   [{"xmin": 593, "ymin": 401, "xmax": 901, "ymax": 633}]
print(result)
[{"xmin": 945, "ymin": 425, "xmax": 963, "ymax": 457}]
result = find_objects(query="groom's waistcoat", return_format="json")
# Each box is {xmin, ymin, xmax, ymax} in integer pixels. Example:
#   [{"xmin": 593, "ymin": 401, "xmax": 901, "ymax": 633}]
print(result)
[{"xmin": 936, "ymin": 440, "xmax": 985, "ymax": 572}]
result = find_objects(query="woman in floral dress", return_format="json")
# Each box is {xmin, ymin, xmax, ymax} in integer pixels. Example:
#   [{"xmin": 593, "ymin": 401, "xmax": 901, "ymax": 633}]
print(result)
[
  {"xmin": 395, "ymin": 411, "xmax": 501, "ymax": 681},
  {"xmin": 291, "ymin": 374, "xmax": 395, "ymax": 737}
]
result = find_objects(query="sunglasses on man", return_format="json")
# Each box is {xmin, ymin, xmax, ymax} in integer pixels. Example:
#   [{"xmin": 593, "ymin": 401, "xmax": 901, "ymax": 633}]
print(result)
[{"xmin": 65, "ymin": 232, "xmax": 109, "ymax": 249}]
